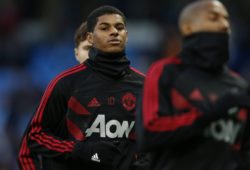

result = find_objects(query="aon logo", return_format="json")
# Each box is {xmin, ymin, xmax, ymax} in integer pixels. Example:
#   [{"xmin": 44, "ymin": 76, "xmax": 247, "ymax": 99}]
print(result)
[
  {"xmin": 85, "ymin": 114, "xmax": 135, "ymax": 138},
  {"xmin": 204, "ymin": 119, "xmax": 241, "ymax": 144}
]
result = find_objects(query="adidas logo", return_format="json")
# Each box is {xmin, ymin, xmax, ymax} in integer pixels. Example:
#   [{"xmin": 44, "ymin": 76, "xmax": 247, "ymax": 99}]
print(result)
[
  {"xmin": 189, "ymin": 89, "xmax": 204, "ymax": 101},
  {"xmin": 88, "ymin": 97, "xmax": 101, "ymax": 107},
  {"xmin": 91, "ymin": 153, "xmax": 100, "ymax": 162}
]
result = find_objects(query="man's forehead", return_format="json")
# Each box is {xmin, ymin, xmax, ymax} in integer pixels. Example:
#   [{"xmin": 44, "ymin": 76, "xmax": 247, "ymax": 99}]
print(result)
[
  {"xmin": 205, "ymin": 1, "xmax": 228, "ymax": 14},
  {"xmin": 96, "ymin": 14, "xmax": 125, "ymax": 25}
]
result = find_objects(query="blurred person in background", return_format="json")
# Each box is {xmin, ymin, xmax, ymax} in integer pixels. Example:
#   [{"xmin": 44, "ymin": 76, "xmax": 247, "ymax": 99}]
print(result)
[
  {"xmin": 137, "ymin": 0, "xmax": 250, "ymax": 170},
  {"xmin": 74, "ymin": 21, "xmax": 92, "ymax": 64},
  {"xmin": 18, "ymin": 5, "xmax": 147, "ymax": 170}
]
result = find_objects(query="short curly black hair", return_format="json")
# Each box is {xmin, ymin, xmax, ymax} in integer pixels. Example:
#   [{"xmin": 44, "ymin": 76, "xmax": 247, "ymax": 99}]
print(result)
[{"xmin": 87, "ymin": 5, "xmax": 126, "ymax": 32}]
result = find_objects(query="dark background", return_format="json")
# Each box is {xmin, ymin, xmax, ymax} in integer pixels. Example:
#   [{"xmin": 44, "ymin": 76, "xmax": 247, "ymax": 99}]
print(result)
[{"xmin": 0, "ymin": 0, "xmax": 250, "ymax": 169}]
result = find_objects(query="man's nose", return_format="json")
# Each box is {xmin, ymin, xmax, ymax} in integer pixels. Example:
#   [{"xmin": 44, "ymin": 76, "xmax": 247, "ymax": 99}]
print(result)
[
  {"xmin": 110, "ymin": 27, "xmax": 119, "ymax": 36},
  {"xmin": 220, "ymin": 19, "xmax": 230, "ymax": 33}
]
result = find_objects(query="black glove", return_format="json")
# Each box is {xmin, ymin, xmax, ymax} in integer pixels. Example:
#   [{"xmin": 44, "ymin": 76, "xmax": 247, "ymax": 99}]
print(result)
[
  {"xmin": 192, "ymin": 90, "xmax": 250, "ymax": 127},
  {"xmin": 112, "ymin": 140, "xmax": 136, "ymax": 170},
  {"xmin": 190, "ymin": 89, "xmax": 250, "ymax": 116},
  {"xmin": 70, "ymin": 140, "xmax": 122, "ymax": 165},
  {"xmin": 132, "ymin": 153, "xmax": 151, "ymax": 170},
  {"xmin": 206, "ymin": 90, "xmax": 250, "ymax": 115}
]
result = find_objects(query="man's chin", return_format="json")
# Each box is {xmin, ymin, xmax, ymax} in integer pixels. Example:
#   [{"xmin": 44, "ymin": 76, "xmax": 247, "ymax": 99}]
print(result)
[{"xmin": 104, "ymin": 47, "xmax": 124, "ymax": 53}]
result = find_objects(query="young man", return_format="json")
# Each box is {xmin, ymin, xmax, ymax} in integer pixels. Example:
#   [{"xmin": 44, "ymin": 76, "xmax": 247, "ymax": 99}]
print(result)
[
  {"xmin": 138, "ymin": 1, "xmax": 250, "ymax": 170},
  {"xmin": 18, "ymin": 6, "xmax": 145, "ymax": 170},
  {"xmin": 74, "ymin": 21, "xmax": 92, "ymax": 64}
]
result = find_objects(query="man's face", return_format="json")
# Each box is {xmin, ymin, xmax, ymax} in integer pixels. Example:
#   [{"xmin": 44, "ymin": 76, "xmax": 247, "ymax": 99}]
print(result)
[
  {"xmin": 74, "ymin": 39, "xmax": 92, "ymax": 63},
  {"xmin": 190, "ymin": 1, "xmax": 230, "ymax": 34},
  {"xmin": 88, "ymin": 14, "xmax": 128, "ymax": 53}
]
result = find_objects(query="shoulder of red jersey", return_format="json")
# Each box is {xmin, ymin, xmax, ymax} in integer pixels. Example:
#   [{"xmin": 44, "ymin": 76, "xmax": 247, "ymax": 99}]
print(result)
[
  {"xmin": 129, "ymin": 66, "xmax": 146, "ymax": 78},
  {"xmin": 49, "ymin": 64, "xmax": 88, "ymax": 85},
  {"xmin": 146, "ymin": 56, "xmax": 181, "ymax": 77}
]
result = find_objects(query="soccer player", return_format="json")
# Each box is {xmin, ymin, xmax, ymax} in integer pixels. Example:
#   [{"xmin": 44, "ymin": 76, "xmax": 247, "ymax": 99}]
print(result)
[
  {"xmin": 18, "ymin": 5, "xmax": 145, "ymax": 170},
  {"xmin": 137, "ymin": 1, "xmax": 250, "ymax": 170},
  {"xmin": 74, "ymin": 21, "xmax": 92, "ymax": 64}
]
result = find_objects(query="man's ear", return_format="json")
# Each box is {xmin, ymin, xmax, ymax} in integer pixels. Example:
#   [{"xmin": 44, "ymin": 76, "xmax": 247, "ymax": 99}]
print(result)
[
  {"xmin": 74, "ymin": 48, "xmax": 78, "ymax": 57},
  {"xmin": 125, "ymin": 30, "xmax": 128, "ymax": 43},
  {"xmin": 87, "ymin": 32, "xmax": 94, "ymax": 44},
  {"xmin": 74, "ymin": 48, "xmax": 80, "ymax": 63},
  {"xmin": 181, "ymin": 22, "xmax": 192, "ymax": 36}
]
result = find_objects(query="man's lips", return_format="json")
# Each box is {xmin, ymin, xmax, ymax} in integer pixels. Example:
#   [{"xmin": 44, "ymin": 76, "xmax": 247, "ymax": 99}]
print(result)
[{"xmin": 108, "ymin": 39, "xmax": 121, "ymax": 45}]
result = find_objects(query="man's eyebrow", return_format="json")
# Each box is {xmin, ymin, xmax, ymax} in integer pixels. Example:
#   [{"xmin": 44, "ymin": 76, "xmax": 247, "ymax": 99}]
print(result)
[
  {"xmin": 116, "ymin": 22, "xmax": 125, "ymax": 26},
  {"xmin": 98, "ymin": 22, "xmax": 125, "ymax": 26},
  {"xmin": 209, "ymin": 9, "xmax": 229, "ymax": 19},
  {"xmin": 99, "ymin": 22, "xmax": 109, "ymax": 26}
]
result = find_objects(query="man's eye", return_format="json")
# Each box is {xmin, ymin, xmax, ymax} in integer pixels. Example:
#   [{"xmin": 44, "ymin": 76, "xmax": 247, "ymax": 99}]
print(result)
[
  {"xmin": 209, "ymin": 13, "xmax": 218, "ymax": 21},
  {"xmin": 117, "ymin": 26, "xmax": 124, "ymax": 30},
  {"xmin": 100, "ymin": 27, "xmax": 108, "ymax": 30},
  {"xmin": 224, "ymin": 16, "xmax": 229, "ymax": 21}
]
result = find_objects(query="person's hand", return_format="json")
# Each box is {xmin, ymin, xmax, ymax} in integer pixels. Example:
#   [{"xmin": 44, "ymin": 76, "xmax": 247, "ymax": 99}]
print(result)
[
  {"xmin": 208, "ymin": 90, "xmax": 250, "ymax": 115},
  {"xmin": 191, "ymin": 90, "xmax": 250, "ymax": 127},
  {"xmin": 191, "ymin": 90, "xmax": 250, "ymax": 115},
  {"xmin": 70, "ymin": 140, "xmax": 122, "ymax": 165}
]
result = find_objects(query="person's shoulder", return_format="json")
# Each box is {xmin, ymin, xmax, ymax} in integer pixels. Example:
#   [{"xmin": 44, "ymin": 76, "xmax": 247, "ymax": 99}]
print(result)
[
  {"xmin": 151, "ymin": 56, "xmax": 181, "ymax": 68},
  {"xmin": 57, "ymin": 64, "xmax": 87, "ymax": 79},
  {"xmin": 51, "ymin": 64, "xmax": 88, "ymax": 85},
  {"xmin": 129, "ymin": 66, "xmax": 145, "ymax": 80},
  {"xmin": 147, "ymin": 56, "xmax": 181, "ymax": 77},
  {"xmin": 227, "ymin": 68, "xmax": 249, "ymax": 87}
]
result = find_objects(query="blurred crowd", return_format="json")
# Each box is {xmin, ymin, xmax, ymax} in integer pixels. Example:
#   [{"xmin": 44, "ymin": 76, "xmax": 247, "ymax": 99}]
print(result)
[{"xmin": 0, "ymin": 0, "xmax": 250, "ymax": 169}]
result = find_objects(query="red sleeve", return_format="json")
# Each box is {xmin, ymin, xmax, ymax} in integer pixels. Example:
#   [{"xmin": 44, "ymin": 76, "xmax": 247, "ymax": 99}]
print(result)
[
  {"xmin": 18, "ymin": 65, "xmax": 86, "ymax": 170},
  {"xmin": 143, "ymin": 57, "xmax": 201, "ymax": 132},
  {"xmin": 137, "ymin": 57, "xmax": 202, "ymax": 151}
]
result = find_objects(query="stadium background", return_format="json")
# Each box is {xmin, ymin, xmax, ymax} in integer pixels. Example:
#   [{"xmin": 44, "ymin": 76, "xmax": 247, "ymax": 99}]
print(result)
[{"xmin": 0, "ymin": 0, "xmax": 250, "ymax": 169}]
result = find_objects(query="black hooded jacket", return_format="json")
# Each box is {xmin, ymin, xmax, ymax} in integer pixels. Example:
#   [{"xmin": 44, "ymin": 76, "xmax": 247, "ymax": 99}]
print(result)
[{"xmin": 137, "ymin": 46, "xmax": 250, "ymax": 170}]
